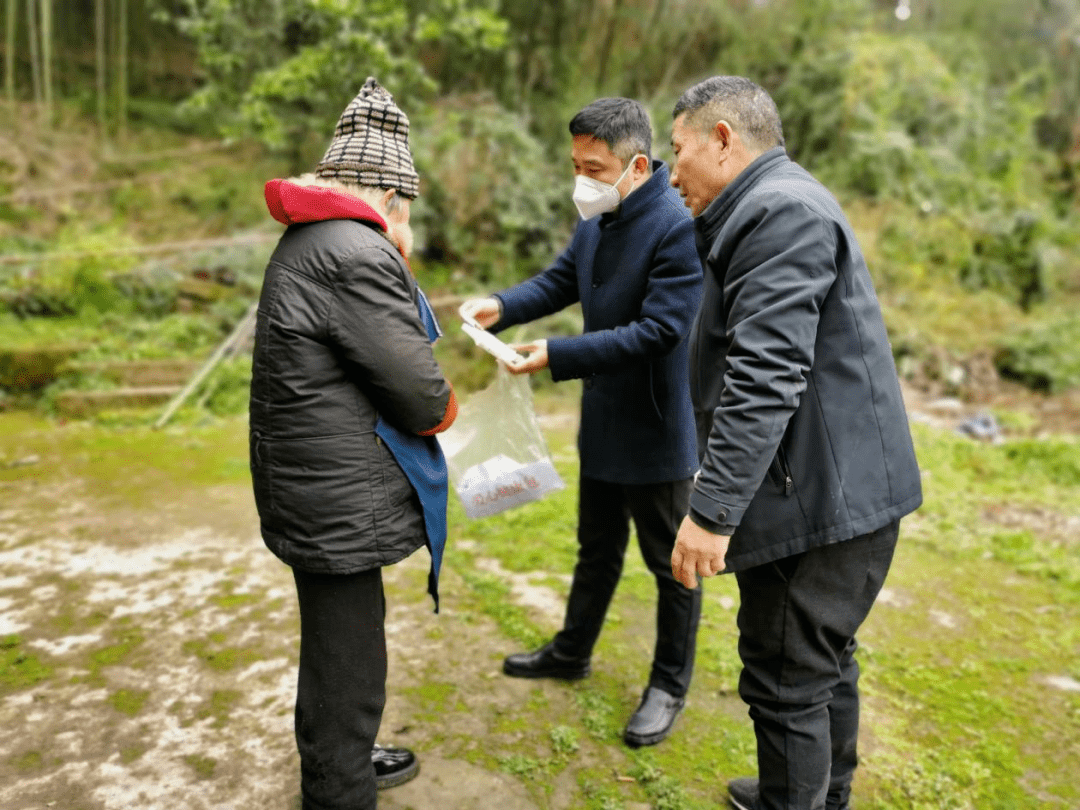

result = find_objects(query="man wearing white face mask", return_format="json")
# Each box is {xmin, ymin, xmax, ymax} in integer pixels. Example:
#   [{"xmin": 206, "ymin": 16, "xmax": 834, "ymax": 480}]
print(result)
[{"xmin": 459, "ymin": 97, "xmax": 703, "ymax": 748}]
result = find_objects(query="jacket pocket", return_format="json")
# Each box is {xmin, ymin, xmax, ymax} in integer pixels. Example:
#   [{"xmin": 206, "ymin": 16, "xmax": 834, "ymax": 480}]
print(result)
[
  {"xmin": 253, "ymin": 432, "xmax": 376, "ymax": 541},
  {"xmin": 767, "ymin": 445, "xmax": 795, "ymax": 496},
  {"xmin": 250, "ymin": 430, "xmax": 272, "ymax": 512},
  {"xmin": 647, "ymin": 364, "xmax": 664, "ymax": 423},
  {"xmin": 374, "ymin": 434, "xmax": 418, "ymax": 509}
]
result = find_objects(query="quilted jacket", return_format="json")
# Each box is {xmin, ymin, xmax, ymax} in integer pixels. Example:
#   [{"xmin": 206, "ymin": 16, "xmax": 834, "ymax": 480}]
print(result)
[{"xmin": 249, "ymin": 180, "xmax": 456, "ymax": 574}]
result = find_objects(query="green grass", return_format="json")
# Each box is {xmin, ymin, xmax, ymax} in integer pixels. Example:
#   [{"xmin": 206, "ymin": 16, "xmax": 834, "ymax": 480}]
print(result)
[
  {"xmin": 184, "ymin": 753, "xmax": 218, "ymax": 780},
  {"xmin": 108, "ymin": 688, "xmax": 151, "ymax": 716},
  {"xmin": 196, "ymin": 690, "xmax": 244, "ymax": 729},
  {"xmin": 0, "ymin": 410, "xmax": 252, "ymax": 508},
  {"xmin": 436, "ymin": 400, "xmax": 1080, "ymax": 809},
  {"xmin": 182, "ymin": 633, "xmax": 264, "ymax": 672},
  {"xmin": 0, "ymin": 635, "xmax": 53, "ymax": 693}
]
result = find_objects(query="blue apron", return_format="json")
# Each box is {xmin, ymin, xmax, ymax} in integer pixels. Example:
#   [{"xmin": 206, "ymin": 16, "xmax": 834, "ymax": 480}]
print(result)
[{"xmin": 374, "ymin": 288, "xmax": 449, "ymax": 612}]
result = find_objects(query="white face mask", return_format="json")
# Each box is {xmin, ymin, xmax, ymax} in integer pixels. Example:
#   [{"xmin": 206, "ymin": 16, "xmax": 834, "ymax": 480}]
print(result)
[{"xmin": 572, "ymin": 155, "xmax": 645, "ymax": 220}]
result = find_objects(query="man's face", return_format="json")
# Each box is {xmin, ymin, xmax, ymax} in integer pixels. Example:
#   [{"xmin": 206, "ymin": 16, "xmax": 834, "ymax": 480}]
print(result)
[
  {"xmin": 571, "ymin": 135, "xmax": 639, "ymax": 198},
  {"xmin": 670, "ymin": 113, "xmax": 725, "ymax": 217}
]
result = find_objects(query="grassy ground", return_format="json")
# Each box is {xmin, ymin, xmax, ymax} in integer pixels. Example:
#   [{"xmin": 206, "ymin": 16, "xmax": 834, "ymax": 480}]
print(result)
[{"xmin": 0, "ymin": 383, "xmax": 1077, "ymax": 810}]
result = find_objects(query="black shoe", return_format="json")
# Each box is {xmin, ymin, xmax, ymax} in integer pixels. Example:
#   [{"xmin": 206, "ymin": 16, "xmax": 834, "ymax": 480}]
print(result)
[
  {"xmin": 372, "ymin": 744, "xmax": 419, "ymax": 790},
  {"xmin": 622, "ymin": 686, "xmax": 685, "ymax": 747},
  {"xmin": 727, "ymin": 777, "xmax": 757, "ymax": 810},
  {"xmin": 502, "ymin": 641, "xmax": 590, "ymax": 680},
  {"xmin": 727, "ymin": 776, "xmax": 850, "ymax": 810}
]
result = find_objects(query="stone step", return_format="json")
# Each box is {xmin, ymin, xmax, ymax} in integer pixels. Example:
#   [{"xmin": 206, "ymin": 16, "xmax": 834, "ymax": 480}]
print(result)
[
  {"xmin": 55, "ymin": 386, "xmax": 182, "ymax": 418},
  {"xmin": 0, "ymin": 345, "xmax": 86, "ymax": 391},
  {"xmin": 66, "ymin": 359, "xmax": 202, "ymax": 387}
]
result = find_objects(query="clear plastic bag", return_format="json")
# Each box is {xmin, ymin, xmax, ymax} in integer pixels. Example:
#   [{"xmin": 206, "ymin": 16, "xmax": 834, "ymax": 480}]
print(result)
[{"xmin": 441, "ymin": 365, "xmax": 565, "ymax": 518}]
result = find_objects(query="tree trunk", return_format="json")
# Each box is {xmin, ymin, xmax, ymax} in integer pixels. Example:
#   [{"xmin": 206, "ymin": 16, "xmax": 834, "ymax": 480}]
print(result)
[
  {"xmin": 550, "ymin": 0, "xmax": 566, "ymax": 90},
  {"xmin": 95, "ymin": 0, "xmax": 106, "ymax": 133},
  {"xmin": 117, "ymin": 0, "xmax": 127, "ymax": 138},
  {"xmin": 26, "ymin": 0, "xmax": 39, "ymax": 104},
  {"xmin": 596, "ymin": 0, "xmax": 625, "ymax": 91},
  {"xmin": 5, "ymin": 0, "xmax": 16, "ymax": 103},
  {"xmin": 39, "ymin": 0, "xmax": 50, "ymax": 118}
]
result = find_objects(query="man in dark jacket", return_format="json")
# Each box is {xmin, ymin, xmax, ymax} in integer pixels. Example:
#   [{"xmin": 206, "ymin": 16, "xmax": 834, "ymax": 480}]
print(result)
[
  {"xmin": 249, "ymin": 78, "xmax": 457, "ymax": 810},
  {"xmin": 667, "ymin": 76, "xmax": 922, "ymax": 810},
  {"xmin": 459, "ymin": 97, "xmax": 703, "ymax": 748}
]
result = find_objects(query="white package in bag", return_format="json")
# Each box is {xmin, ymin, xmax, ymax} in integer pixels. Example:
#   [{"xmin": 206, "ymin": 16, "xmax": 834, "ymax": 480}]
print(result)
[{"xmin": 441, "ymin": 365, "xmax": 565, "ymax": 518}]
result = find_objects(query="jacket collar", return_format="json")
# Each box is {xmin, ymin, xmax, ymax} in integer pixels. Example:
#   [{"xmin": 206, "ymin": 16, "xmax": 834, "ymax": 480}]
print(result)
[
  {"xmin": 599, "ymin": 159, "xmax": 673, "ymax": 227},
  {"xmin": 264, "ymin": 178, "xmax": 388, "ymax": 229},
  {"xmin": 695, "ymin": 147, "xmax": 788, "ymax": 243}
]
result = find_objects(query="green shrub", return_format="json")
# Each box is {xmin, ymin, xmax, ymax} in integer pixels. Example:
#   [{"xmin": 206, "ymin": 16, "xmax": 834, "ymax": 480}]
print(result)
[
  {"xmin": 410, "ymin": 96, "xmax": 570, "ymax": 287},
  {"xmin": 109, "ymin": 266, "xmax": 182, "ymax": 318},
  {"xmin": 199, "ymin": 356, "xmax": 253, "ymax": 417},
  {"xmin": 778, "ymin": 31, "xmax": 1065, "ymax": 309},
  {"xmin": 0, "ymin": 227, "xmax": 142, "ymax": 318},
  {"xmin": 960, "ymin": 210, "xmax": 1048, "ymax": 308},
  {"xmin": 995, "ymin": 312, "xmax": 1080, "ymax": 393}
]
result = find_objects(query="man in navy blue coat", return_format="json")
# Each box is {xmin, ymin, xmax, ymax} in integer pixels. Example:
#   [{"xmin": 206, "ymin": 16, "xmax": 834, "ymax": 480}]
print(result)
[{"xmin": 460, "ymin": 97, "xmax": 703, "ymax": 747}]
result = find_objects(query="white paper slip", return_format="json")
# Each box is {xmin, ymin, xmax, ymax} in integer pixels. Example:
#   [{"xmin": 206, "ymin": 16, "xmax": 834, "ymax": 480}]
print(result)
[{"xmin": 462, "ymin": 323, "xmax": 525, "ymax": 365}]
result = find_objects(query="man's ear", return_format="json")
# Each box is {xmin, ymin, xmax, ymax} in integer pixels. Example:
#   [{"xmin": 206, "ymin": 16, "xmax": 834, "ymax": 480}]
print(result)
[
  {"xmin": 714, "ymin": 120, "xmax": 735, "ymax": 153},
  {"xmin": 380, "ymin": 188, "xmax": 396, "ymax": 210},
  {"xmin": 634, "ymin": 153, "xmax": 650, "ymax": 177}
]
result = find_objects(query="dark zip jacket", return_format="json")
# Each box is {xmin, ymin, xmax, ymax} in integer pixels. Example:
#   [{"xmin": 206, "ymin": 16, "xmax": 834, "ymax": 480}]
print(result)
[
  {"xmin": 688, "ymin": 148, "xmax": 922, "ymax": 571},
  {"xmin": 250, "ymin": 180, "xmax": 456, "ymax": 575},
  {"xmin": 493, "ymin": 161, "xmax": 702, "ymax": 485}
]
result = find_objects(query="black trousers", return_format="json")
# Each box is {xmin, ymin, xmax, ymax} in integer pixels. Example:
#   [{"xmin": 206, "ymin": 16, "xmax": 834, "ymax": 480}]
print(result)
[
  {"xmin": 293, "ymin": 566, "xmax": 386, "ymax": 810},
  {"xmin": 553, "ymin": 475, "xmax": 701, "ymax": 696},
  {"xmin": 735, "ymin": 521, "xmax": 900, "ymax": 810}
]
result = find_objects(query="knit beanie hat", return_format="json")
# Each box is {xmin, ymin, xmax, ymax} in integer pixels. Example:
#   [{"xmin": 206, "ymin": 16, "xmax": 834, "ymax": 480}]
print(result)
[{"xmin": 315, "ymin": 77, "xmax": 420, "ymax": 199}]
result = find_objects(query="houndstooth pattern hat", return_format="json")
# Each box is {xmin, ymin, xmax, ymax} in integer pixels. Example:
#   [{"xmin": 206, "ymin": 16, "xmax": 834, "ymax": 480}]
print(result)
[{"xmin": 315, "ymin": 77, "xmax": 420, "ymax": 199}]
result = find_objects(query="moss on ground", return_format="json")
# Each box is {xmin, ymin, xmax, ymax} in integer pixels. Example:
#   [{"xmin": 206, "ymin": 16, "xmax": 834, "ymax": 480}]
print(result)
[
  {"xmin": 182, "ymin": 633, "xmax": 263, "ymax": 672},
  {"xmin": 108, "ymin": 688, "xmax": 150, "ymax": 716},
  {"xmin": 0, "ymin": 636, "xmax": 53, "ymax": 693}
]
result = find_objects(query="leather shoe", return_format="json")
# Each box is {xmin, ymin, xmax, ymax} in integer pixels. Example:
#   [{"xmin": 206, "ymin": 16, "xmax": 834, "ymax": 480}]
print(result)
[
  {"xmin": 503, "ymin": 641, "xmax": 590, "ymax": 680},
  {"xmin": 727, "ymin": 776, "xmax": 757, "ymax": 810},
  {"xmin": 622, "ymin": 686, "xmax": 685, "ymax": 747},
  {"xmin": 727, "ymin": 777, "xmax": 850, "ymax": 810},
  {"xmin": 372, "ymin": 744, "xmax": 419, "ymax": 790}
]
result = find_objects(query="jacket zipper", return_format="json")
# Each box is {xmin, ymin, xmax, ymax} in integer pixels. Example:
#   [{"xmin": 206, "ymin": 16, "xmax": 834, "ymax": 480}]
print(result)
[
  {"xmin": 769, "ymin": 446, "xmax": 794, "ymax": 496},
  {"xmin": 778, "ymin": 445, "xmax": 794, "ymax": 495}
]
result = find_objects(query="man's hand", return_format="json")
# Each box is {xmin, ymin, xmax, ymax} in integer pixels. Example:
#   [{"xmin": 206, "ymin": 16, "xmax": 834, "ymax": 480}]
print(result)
[
  {"xmin": 458, "ymin": 297, "xmax": 501, "ymax": 329},
  {"xmin": 671, "ymin": 515, "xmax": 731, "ymax": 589},
  {"xmin": 506, "ymin": 340, "xmax": 548, "ymax": 374}
]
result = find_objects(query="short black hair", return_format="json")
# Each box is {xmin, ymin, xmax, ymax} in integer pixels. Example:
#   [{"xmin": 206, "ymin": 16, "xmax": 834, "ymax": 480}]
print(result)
[
  {"xmin": 569, "ymin": 97, "xmax": 652, "ymax": 164},
  {"xmin": 673, "ymin": 76, "xmax": 785, "ymax": 152}
]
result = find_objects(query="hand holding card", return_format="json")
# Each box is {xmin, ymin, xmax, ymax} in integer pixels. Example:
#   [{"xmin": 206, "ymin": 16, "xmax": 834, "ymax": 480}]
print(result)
[{"xmin": 461, "ymin": 323, "xmax": 525, "ymax": 365}]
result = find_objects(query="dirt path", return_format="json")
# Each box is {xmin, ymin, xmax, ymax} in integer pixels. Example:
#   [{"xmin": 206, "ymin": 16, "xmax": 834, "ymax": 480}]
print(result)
[{"xmin": 0, "ymin": 470, "xmax": 577, "ymax": 810}]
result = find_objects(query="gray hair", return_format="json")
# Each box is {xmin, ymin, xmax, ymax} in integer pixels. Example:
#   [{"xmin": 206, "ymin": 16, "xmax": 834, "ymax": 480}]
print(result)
[
  {"xmin": 672, "ymin": 76, "xmax": 785, "ymax": 154},
  {"xmin": 288, "ymin": 173, "xmax": 408, "ymax": 215}
]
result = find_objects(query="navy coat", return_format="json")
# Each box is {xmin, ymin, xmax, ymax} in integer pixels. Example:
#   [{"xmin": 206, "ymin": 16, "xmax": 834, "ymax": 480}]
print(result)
[{"xmin": 494, "ymin": 161, "xmax": 702, "ymax": 485}]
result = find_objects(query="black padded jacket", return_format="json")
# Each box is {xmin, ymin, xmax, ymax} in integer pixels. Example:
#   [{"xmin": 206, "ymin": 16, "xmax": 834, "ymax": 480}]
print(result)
[{"xmin": 249, "ymin": 212, "xmax": 453, "ymax": 574}]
